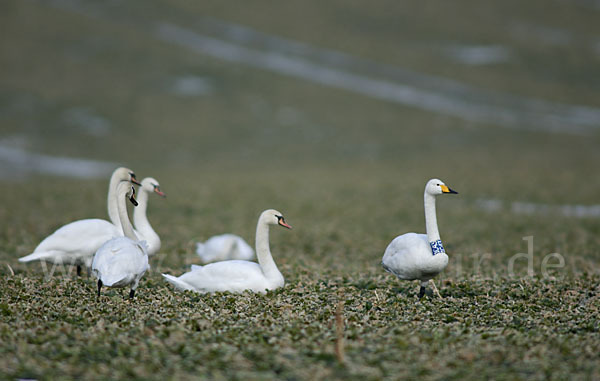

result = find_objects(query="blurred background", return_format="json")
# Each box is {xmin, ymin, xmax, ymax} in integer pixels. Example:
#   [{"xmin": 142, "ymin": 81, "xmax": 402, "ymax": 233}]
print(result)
[{"xmin": 1, "ymin": 0, "xmax": 599, "ymax": 274}]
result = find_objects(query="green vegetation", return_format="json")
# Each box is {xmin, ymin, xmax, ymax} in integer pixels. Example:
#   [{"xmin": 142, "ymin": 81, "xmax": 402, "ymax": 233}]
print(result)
[{"xmin": 1, "ymin": 0, "xmax": 599, "ymax": 379}]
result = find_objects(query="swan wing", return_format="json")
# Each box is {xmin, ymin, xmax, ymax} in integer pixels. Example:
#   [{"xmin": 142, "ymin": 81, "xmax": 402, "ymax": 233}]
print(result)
[
  {"xmin": 92, "ymin": 237, "xmax": 149, "ymax": 287},
  {"xmin": 196, "ymin": 234, "xmax": 255, "ymax": 263},
  {"xmin": 232, "ymin": 236, "xmax": 255, "ymax": 261},
  {"xmin": 196, "ymin": 234, "xmax": 237, "ymax": 263},
  {"xmin": 167, "ymin": 260, "xmax": 267, "ymax": 293},
  {"xmin": 162, "ymin": 274, "xmax": 195, "ymax": 291},
  {"xmin": 20, "ymin": 219, "xmax": 120, "ymax": 264},
  {"xmin": 382, "ymin": 233, "xmax": 430, "ymax": 280}
]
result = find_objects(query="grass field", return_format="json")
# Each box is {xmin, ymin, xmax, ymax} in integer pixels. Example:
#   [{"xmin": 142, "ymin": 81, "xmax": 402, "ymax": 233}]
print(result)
[{"xmin": 1, "ymin": 0, "xmax": 600, "ymax": 379}]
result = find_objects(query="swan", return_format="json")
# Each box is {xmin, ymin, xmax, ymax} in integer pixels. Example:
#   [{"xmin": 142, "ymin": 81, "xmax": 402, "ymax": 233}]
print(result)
[
  {"xmin": 382, "ymin": 179, "xmax": 458, "ymax": 298},
  {"xmin": 107, "ymin": 168, "xmax": 142, "ymax": 230},
  {"xmin": 195, "ymin": 234, "xmax": 255, "ymax": 263},
  {"xmin": 163, "ymin": 209, "xmax": 291, "ymax": 294},
  {"xmin": 18, "ymin": 167, "xmax": 140, "ymax": 274},
  {"xmin": 92, "ymin": 181, "xmax": 150, "ymax": 299},
  {"xmin": 133, "ymin": 177, "xmax": 166, "ymax": 256}
]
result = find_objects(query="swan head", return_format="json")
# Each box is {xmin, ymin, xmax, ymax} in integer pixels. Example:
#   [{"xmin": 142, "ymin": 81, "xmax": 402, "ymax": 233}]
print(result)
[
  {"xmin": 425, "ymin": 178, "xmax": 458, "ymax": 196},
  {"xmin": 140, "ymin": 177, "xmax": 166, "ymax": 197},
  {"xmin": 117, "ymin": 181, "xmax": 139, "ymax": 207},
  {"xmin": 113, "ymin": 167, "xmax": 142, "ymax": 186},
  {"xmin": 260, "ymin": 209, "xmax": 292, "ymax": 229}
]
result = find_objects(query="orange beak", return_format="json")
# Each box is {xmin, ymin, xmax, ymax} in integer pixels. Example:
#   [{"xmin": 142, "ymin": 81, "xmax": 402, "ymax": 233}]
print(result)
[
  {"xmin": 441, "ymin": 184, "xmax": 458, "ymax": 194},
  {"xmin": 278, "ymin": 220, "xmax": 292, "ymax": 229}
]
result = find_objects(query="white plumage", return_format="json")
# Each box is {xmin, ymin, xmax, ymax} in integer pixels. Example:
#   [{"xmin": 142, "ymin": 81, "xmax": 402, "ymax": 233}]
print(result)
[
  {"xmin": 162, "ymin": 261, "xmax": 271, "ymax": 294},
  {"xmin": 195, "ymin": 234, "xmax": 255, "ymax": 263},
  {"xmin": 92, "ymin": 237, "xmax": 149, "ymax": 289},
  {"xmin": 133, "ymin": 177, "xmax": 166, "ymax": 256},
  {"xmin": 382, "ymin": 178, "xmax": 457, "ymax": 298},
  {"xmin": 92, "ymin": 181, "xmax": 149, "ymax": 298},
  {"xmin": 19, "ymin": 219, "xmax": 120, "ymax": 269},
  {"xmin": 163, "ymin": 209, "xmax": 291, "ymax": 294},
  {"xmin": 382, "ymin": 233, "xmax": 449, "ymax": 281},
  {"xmin": 18, "ymin": 167, "xmax": 139, "ymax": 272}
]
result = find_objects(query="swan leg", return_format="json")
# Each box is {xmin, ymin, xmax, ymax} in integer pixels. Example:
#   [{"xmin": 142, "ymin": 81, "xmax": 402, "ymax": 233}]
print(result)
[
  {"xmin": 418, "ymin": 281, "xmax": 427, "ymax": 299},
  {"xmin": 97, "ymin": 280, "xmax": 102, "ymax": 298},
  {"xmin": 429, "ymin": 279, "xmax": 442, "ymax": 298},
  {"xmin": 77, "ymin": 265, "xmax": 82, "ymax": 277},
  {"xmin": 129, "ymin": 289, "xmax": 135, "ymax": 299}
]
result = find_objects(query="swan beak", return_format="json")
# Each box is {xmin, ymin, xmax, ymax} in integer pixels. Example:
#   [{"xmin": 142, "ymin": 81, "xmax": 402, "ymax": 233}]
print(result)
[
  {"xmin": 131, "ymin": 177, "xmax": 142, "ymax": 186},
  {"xmin": 129, "ymin": 194, "xmax": 139, "ymax": 207},
  {"xmin": 278, "ymin": 220, "xmax": 292, "ymax": 229},
  {"xmin": 441, "ymin": 185, "xmax": 458, "ymax": 194},
  {"xmin": 154, "ymin": 188, "xmax": 166, "ymax": 198}
]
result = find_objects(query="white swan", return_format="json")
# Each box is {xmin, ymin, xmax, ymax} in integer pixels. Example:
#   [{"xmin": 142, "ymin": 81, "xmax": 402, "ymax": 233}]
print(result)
[
  {"xmin": 92, "ymin": 181, "xmax": 150, "ymax": 299},
  {"xmin": 133, "ymin": 177, "xmax": 166, "ymax": 256},
  {"xmin": 18, "ymin": 167, "xmax": 140, "ymax": 273},
  {"xmin": 195, "ymin": 234, "xmax": 255, "ymax": 263},
  {"xmin": 107, "ymin": 168, "xmax": 142, "ymax": 230},
  {"xmin": 163, "ymin": 209, "xmax": 291, "ymax": 294},
  {"xmin": 382, "ymin": 178, "xmax": 458, "ymax": 298}
]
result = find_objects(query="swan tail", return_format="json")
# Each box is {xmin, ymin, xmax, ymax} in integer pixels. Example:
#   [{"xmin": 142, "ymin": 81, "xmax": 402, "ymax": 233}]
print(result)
[
  {"xmin": 101, "ymin": 276, "xmax": 125, "ymax": 288},
  {"xmin": 162, "ymin": 273, "xmax": 194, "ymax": 292},
  {"xmin": 19, "ymin": 251, "xmax": 60, "ymax": 263}
]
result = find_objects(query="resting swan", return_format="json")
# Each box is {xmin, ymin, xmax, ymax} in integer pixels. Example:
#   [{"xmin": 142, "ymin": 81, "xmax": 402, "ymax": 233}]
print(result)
[
  {"xmin": 18, "ymin": 167, "xmax": 140, "ymax": 274},
  {"xmin": 163, "ymin": 209, "xmax": 291, "ymax": 294},
  {"xmin": 133, "ymin": 177, "xmax": 166, "ymax": 256},
  {"xmin": 382, "ymin": 179, "xmax": 458, "ymax": 298},
  {"xmin": 92, "ymin": 181, "xmax": 150, "ymax": 299},
  {"xmin": 195, "ymin": 234, "xmax": 254, "ymax": 263}
]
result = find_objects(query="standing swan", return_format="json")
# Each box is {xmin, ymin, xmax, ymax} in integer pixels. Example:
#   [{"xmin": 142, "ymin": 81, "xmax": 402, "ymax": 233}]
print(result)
[
  {"xmin": 163, "ymin": 209, "xmax": 291, "ymax": 294},
  {"xmin": 195, "ymin": 234, "xmax": 255, "ymax": 263},
  {"xmin": 18, "ymin": 167, "xmax": 140, "ymax": 274},
  {"xmin": 133, "ymin": 177, "xmax": 166, "ymax": 256},
  {"xmin": 92, "ymin": 181, "xmax": 150, "ymax": 299},
  {"xmin": 382, "ymin": 179, "xmax": 458, "ymax": 298}
]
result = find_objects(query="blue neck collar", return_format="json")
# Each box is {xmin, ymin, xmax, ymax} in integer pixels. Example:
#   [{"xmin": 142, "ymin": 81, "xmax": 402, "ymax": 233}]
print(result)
[{"xmin": 429, "ymin": 239, "xmax": 445, "ymax": 256}]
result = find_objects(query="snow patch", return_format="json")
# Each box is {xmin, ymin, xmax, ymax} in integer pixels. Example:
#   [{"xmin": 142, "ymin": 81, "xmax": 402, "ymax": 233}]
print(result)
[
  {"xmin": 170, "ymin": 76, "xmax": 214, "ymax": 97},
  {"xmin": 476, "ymin": 198, "xmax": 600, "ymax": 218},
  {"xmin": 445, "ymin": 45, "xmax": 512, "ymax": 65},
  {"xmin": 63, "ymin": 107, "xmax": 111, "ymax": 137},
  {"xmin": 0, "ymin": 139, "xmax": 116, "ymax": 180}
]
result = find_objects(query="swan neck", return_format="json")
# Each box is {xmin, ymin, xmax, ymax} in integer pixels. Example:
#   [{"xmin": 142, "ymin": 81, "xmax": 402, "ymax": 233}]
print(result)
[
  {"xmin": 424, "ymin": 193, "xmax": 441, "ymax": 244},
  {"xmin": 117, "ymin": 185, "xmax": 137, "ymax": 241},
  {"xmin": 255, "ymin": 219, "xmax": 282, "ymax": 281},
  {"xmin": 134, "ymin": 189, "xmax": 149, "ymax": 218},
  {"xmin": 108, "ymin": 174, "xmax": 121, "ymax": 229},
  {"xmin": 133, "ymin": 190, "xmax": 160, "ymax": 253}
]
